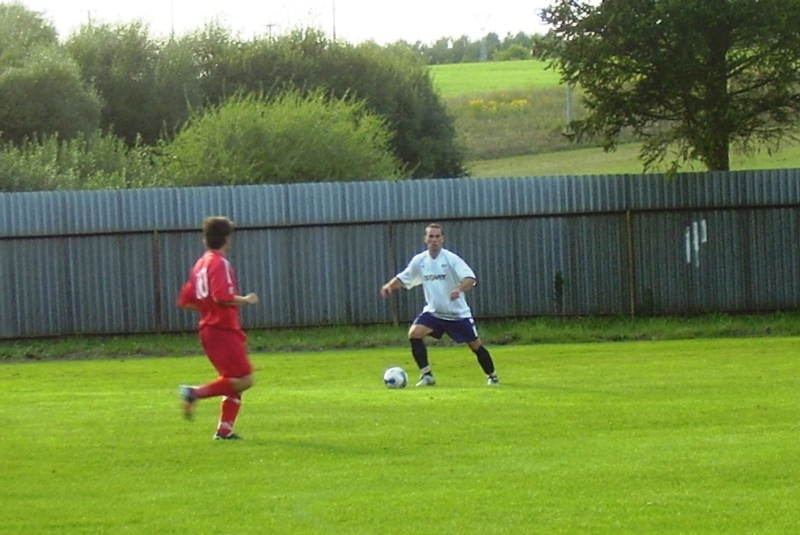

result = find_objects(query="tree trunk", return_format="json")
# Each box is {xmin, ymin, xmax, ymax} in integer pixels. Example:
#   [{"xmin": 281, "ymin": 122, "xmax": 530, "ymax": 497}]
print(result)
[{"xmin": 704, "ymin": 6, "xmax": 732, "ymax": 171}]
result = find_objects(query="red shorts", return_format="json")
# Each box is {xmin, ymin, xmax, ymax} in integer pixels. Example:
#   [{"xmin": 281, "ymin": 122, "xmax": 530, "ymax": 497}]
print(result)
[{"xmin": 199, "ymin": 325, "xmax": 253, "ymax": 378}]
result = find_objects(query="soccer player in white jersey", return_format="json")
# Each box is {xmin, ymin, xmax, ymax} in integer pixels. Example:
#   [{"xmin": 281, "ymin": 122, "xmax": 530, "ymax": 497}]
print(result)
[{"xmin": 380, "ymin": 223, "xmax": 499, "ymax": 386}]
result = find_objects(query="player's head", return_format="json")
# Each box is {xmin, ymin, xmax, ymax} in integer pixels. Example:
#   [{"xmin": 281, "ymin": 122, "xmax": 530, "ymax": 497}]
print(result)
[
  {"xmin": 425, "ymin": 223, "xmax": 443, "ymax": 236},
  {"xmin": 203, "ymin": 216, "xmax": 234, "ymax": 250},
  {"xmin": 424, "ymin": 223, "xmax": 444, "ymax": 252}
]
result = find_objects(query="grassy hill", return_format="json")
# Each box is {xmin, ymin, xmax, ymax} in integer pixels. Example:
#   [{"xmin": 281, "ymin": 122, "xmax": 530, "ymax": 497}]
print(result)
[
  {"xmin": 429, "ymin": 60, "xmax": 562, "ymax": 96},
  {"xmin": 429, "ymin": 61, "xmax": 800, "ymax": 177}
]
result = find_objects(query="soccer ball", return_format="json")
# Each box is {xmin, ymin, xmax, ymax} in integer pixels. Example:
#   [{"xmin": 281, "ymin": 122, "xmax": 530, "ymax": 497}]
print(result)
[{"xmin": 383, "ymin": 366, "xmax": 408, "ymax": 389}]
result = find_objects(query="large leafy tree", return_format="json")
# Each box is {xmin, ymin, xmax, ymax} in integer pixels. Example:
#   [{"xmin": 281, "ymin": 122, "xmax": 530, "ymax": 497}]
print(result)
[
  {"xmin": 197, "ymin": 30, "xmax": 466, "ymax": 178},
  {"xmin": 540, "ymin": 0, "xmax": 800, "ymax": 172},
  {"xmin": 65, "ymin": 22, "xmax": 163, "ymax": 144},
  {"xmin": 0, "ymin": 48, "xmax": 101, "ymax": 142},
  {"xmin": 314, "ymin": 41, "xmax": 466, "ymax": 178},
  {"xmin": 0, "ymin": 3, "xmax": 101, "ymax": 143},
  {"xmin": 0, "ymin": 2, "xmax": 57, "ymax": 66},
  {"xmin": 177, "ymin": 22, "xmax": 238, "ymax": 111},
  {"xmin": 148, "ymin": 36, "xmax": 205, "ymax": 139}
]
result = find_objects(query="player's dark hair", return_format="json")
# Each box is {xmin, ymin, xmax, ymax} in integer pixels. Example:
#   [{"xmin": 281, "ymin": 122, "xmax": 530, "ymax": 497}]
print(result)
[{"xmin": 203, "ymin": 216, "xmax": 234, "ymax": 250}]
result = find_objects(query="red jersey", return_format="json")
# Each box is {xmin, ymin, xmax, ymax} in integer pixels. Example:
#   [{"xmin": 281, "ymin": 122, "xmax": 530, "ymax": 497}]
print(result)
[{"xmin": 177, "ymin": 250, "xmax": 242, "ymax": 331}]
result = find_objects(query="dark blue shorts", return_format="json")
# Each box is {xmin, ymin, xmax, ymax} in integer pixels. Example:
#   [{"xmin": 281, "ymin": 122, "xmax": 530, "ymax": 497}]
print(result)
[{"xmin": 412, "ymin": 312, "xmax": 479, "ymax": 344}]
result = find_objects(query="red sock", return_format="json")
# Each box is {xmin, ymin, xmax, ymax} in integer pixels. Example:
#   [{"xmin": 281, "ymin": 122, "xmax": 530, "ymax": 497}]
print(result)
[
  {"xmin": 193, "ymin": 377, "xmax": 238, "ymax": 399},
  {"xmin": 216, "ymin": 394, "xmax": 242, "ymax": 436}
]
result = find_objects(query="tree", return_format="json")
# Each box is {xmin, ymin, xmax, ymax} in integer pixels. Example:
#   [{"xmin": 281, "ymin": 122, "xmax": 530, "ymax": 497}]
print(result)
[
  {"xmin": 540, "ymin": 0, "xmax": 800, "ymax": 172},
  {"xmin": 426, "ymin": 37, "xmax": 456, "ymax": 65},
  {"xmin": 0, "ymin": 3, "xmax": 101, "ymax": 144},
  {"xmin": 65, "ymin": 22, "xmax": 162, "ymax": 145},
  {"xmin": 313, "ymin": 41, "xmax": 466, "ymax": 178},
  {"xmin": 502, "ymin": 32, "xmax": 536, "ymax": 53},
  {"xmin": 195, "ymin": 30, "xmax": 467, "ymax": 179},
  {"xmin": 0, "ymin": 47, "xmax": 102, "ymax": 143},
  {"xmin": 483, "ymin": 33, "xmax": 502, "ymax": 61},
  {"xmin": 494, "ymin": 44, "xmax": 531, "ymax": 61},
  {"xmin": 148, "ymin": 36, "xmax": 205, "ymax": 139},
  {"xmin": 0, "ymin": 2, "xmax": 58, "ymax": 66},
  {"xmin": 178, "ymin": 22, "xmax": 240, "ymax": 110}
]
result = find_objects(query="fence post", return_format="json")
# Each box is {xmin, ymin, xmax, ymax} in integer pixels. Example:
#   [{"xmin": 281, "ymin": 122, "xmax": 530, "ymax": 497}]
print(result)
[
  {"xmin": 386, "ymin": 221, "xmax": 400, "ymax": 326},
  {"xmin": 626, "ymin": 209, "xmax": 636, "ymax": 317},
  {"xmin": 152, "ymin": 230, "xmax": 162, "ymax": 334}
]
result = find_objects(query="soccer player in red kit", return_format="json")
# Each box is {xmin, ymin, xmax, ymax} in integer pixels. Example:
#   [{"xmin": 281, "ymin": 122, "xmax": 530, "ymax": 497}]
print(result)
[{"xmin": 177, "ymin": 216, "xmax": 259, "ymax": 440}]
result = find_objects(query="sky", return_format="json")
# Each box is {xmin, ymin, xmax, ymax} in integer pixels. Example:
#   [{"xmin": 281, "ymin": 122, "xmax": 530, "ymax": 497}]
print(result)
[{"xmin": 19, "ymin": 0, "xmax": 553, "ymax": 45}]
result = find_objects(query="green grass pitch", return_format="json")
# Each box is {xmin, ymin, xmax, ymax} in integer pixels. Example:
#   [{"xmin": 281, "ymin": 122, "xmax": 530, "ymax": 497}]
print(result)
[{"xmin": 2, "ymin": 338, "xmax": 798, "ymax": 534}]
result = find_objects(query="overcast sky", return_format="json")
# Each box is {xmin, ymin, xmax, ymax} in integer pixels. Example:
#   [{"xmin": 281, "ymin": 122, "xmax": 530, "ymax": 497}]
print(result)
[{"xmin": 19, "ymin": 0, "xmax": 553, "ymax": 44}]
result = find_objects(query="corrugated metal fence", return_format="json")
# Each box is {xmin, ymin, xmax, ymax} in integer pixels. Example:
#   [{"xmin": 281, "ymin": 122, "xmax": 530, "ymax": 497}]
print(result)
[{"xmin": 1, "ymin": 171, "xmax": 799, "ymax": 339}]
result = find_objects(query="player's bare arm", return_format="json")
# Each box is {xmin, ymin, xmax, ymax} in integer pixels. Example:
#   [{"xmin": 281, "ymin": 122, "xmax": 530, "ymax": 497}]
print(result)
[
  {"xmin": 380, "ymin": 277, "xmax": 402, "ymax": 298},
  {"xmin": 216, "ymin": 292, "xmax": 259, "ymax": 307},
  {"xmin": 450, "ymin": 277, "xmax": 477, "ymax": 300}
]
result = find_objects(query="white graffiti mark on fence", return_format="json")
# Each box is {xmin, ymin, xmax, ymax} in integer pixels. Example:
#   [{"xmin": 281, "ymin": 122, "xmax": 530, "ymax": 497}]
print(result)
[{"xmin": 685, "ymin": 219, "xmax": 708, "ymax": 268}]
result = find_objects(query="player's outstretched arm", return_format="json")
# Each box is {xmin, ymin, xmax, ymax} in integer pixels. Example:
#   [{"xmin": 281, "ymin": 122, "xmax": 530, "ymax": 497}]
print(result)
[{"xmin": 218, "ymin": 293, "xmax": 259, "ymax": 307}]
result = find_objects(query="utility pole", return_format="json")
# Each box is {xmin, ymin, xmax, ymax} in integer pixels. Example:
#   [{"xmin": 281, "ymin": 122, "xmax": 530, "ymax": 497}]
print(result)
[
  {"xmin": 332, "ymin": 0, "xmax": 337, "ymax": 42},
  {"xmin": 170, "ymin": 0, "xmax": 175, "ymax": 40},
  {"xmin": 477, "ymin": 14, "xmax": 490, "ymax": 62}
]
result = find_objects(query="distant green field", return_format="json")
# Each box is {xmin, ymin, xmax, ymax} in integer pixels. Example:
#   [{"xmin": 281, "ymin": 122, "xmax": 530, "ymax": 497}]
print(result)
[
  {"xmin": 435, "ymin": 62, "xmax": 800, "ymax": 176},
  {"xmin": 467, "ymin": 141, "xmax": 800, "ymax": 178},
  {"xmin": 430, "ymin": 60, "xmax": 562, "ymax": 98},
  {"xmin": 3, "ymin": 338, "xmax": 798, "ymax": 534}
]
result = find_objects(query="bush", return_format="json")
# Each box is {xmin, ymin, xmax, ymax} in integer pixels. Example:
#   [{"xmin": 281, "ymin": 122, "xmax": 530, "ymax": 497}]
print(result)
[
  {"xmin": 493, "ymin": 44, "xmax": 531, "ymax": 61},
  {"xmin": 160, "ymin": 89, "xmax": 403, "ymax": 185},
  {"xmin": 0, "ymin": 130, "xmax": 163, "ymax": 192}
]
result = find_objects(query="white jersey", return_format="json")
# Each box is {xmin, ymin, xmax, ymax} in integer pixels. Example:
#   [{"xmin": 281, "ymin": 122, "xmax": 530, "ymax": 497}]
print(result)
[{"xmin": 396, "ymin": 248, "xmax": 476, "ymax": 320}]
